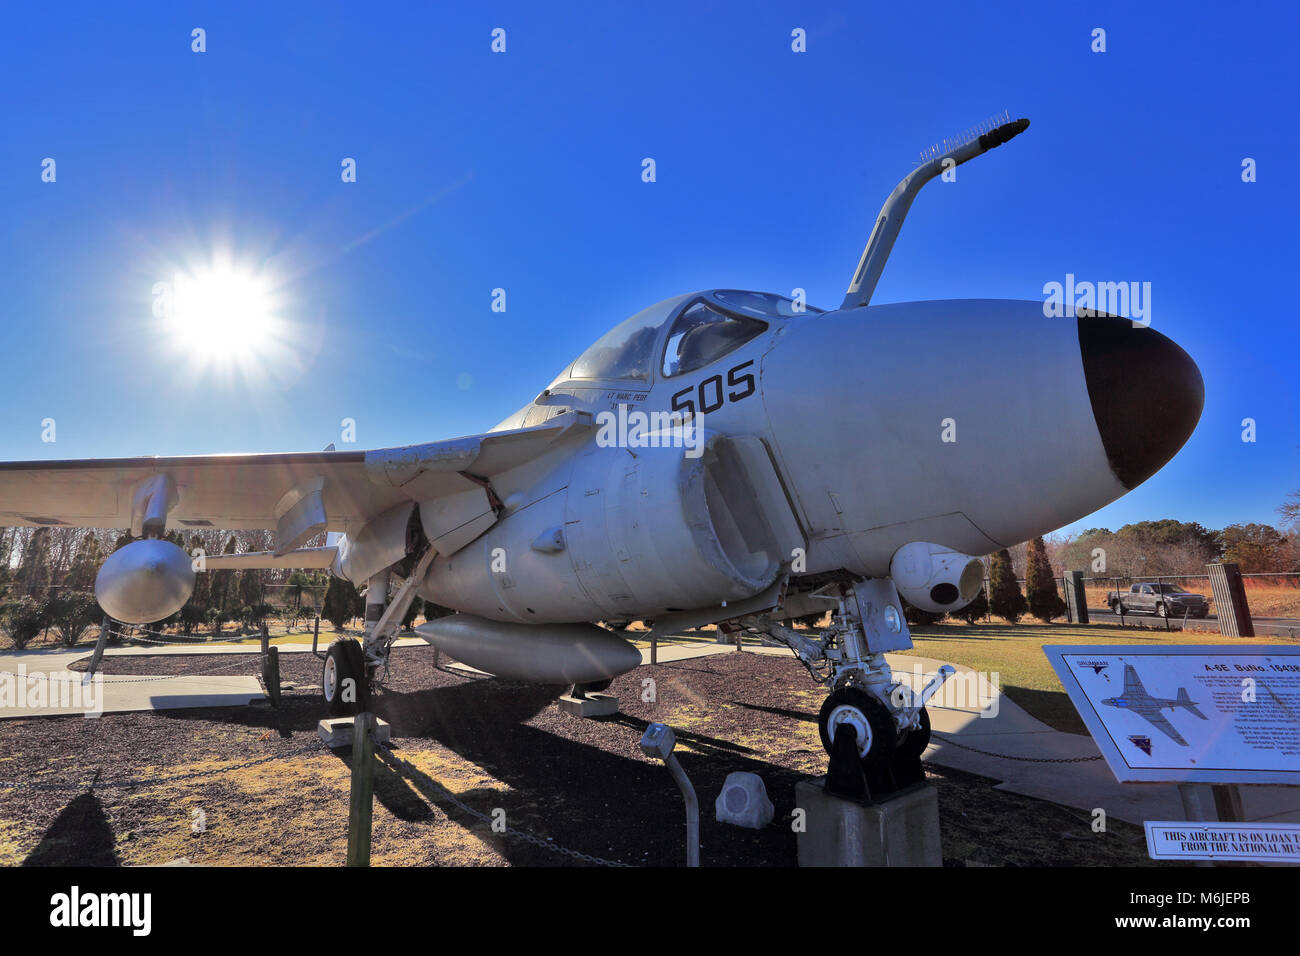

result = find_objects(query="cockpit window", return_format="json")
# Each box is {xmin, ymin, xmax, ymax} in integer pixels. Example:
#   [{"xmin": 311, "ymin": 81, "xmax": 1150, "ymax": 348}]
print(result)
[
  {"xmin": 662, "ymin": 300, "xmax": 767, "ymax": 378},
  {"xmin": 711, "ymin": 290, "xmax": 823, "ymax": 318},
  {"xmin": 570, "ymin": 302, "xmax": 666, "ymax": 382}
]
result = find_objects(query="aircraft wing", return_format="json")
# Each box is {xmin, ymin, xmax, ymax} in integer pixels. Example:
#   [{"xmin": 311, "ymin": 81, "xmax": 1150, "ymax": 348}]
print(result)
[
  {"xmin": 0, "ymin": 411, "xmax": 592, "ymax": 545},
  {"xmin": 1122, "ymin": 664, "xmax": 1146, "ymax": 697},
  {"xmin": 1138, "ymin": 708, "xmax": 1188, "ymax": 747}
]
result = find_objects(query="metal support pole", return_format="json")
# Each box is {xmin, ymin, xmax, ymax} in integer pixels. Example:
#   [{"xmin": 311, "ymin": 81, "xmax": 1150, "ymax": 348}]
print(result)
[
  {"xmin": 651, "ymin": 631, "xmax": 657, "ymax": 666},
  {"xmin": 1212, "ymin": 783, "xmax": 1244, "ymax": 822},
  {"xmin": 346, "ymin": 711, "xmax": 376, "ymax": 867},
  {"xmin": 86, "ymin": 616, "xmax": 111, "ymax": 678},
  {"xmin": 1159, "ymin": 576, "xmax": 1170, "ymax": 632},
  {"xmin": 665, "ymin": 753, "xmax": 699, "ymax": 868},
  {"xmin": 1177, "ymin": 783, "xmax": 1218, "ymax": 868},
  {"xmin": 639, "ymin": 723, "xmax": 699, "ymax": 867}
]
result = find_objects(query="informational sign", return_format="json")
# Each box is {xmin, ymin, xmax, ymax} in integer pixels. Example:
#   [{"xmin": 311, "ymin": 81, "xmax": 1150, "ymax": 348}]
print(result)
[
  {"xmin": 1043, "ymin": 644, "xmax": 1300, "ymax": 784},
  {"xmin": 1145, "ymin": 821, "xmax": 1300, "ymax": 862}
]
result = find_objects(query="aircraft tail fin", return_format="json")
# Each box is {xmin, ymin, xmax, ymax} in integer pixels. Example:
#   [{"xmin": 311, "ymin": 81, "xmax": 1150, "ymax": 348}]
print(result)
[
  {"xmin": 840, "ymin": 112, "xmax": 1030, "ymax": 311},
  {"xmin": 1176, "ymin": 687, "xmax": 1208, "ymax": 720}
]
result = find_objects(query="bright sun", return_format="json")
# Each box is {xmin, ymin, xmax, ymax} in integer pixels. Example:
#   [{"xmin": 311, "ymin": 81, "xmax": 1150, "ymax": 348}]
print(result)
[{"xmin": 164, "ymin": 266, "xmax": 278, "ymax": 361}]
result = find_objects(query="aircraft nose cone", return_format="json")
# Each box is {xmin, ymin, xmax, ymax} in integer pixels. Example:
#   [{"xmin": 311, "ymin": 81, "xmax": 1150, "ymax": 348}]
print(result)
[{"xmin": 1077, "ymin": 314, "xmax": 1204, "ymax": 489}]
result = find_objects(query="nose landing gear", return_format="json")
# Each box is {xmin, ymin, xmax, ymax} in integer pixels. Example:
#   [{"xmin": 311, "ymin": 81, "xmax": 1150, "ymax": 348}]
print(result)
[{"xmin": 745, "ymin": 577, "xmax": 953, "ymax": 802}]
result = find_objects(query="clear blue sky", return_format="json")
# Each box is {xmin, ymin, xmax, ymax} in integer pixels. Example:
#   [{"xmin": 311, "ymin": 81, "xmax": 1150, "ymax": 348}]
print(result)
[{"xmin": 1, "ymin": 2, "xmax": 1296, "ymax": 539}]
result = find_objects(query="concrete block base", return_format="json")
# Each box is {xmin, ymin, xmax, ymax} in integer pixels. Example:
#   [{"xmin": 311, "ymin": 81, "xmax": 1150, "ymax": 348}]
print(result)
[
  {"xmin": 557, "ymin": 693, "xmax": 620, "ymax": 717},
  {"xmin": 317, "ymin": 716, "xmax": 392, "ymax": 748},
  {"xmin": 795, "ymin": 777, "xmax": 942, "ymax": 867}
]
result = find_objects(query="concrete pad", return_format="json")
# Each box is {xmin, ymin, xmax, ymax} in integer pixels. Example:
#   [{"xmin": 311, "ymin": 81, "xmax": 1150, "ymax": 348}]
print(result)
[
  {"xmin": 318, "ymin": 716, "xmax": 392, "ymax": 748},
  {"xmin": 0, "ymin": 647, "xmax": 265, "ymax": 718},
  {"xmin": 557, "ymin": 693, "xmax": 620, "ymax": 717},
  {"xmin": 444, "ymin": 661, "xmax": 494, "ymax": 677}
]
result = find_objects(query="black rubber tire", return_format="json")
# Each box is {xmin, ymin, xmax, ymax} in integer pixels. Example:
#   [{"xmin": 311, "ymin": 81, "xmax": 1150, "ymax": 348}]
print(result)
[
  {"xmin": 323, "ymin": 638, "xmax": 369, "ymax": 716},
  {"xmin": 817, "ymin": 686, "xmax": 896, "ymax": 772},
  {"xmin": 897, "ymin": 706, "xmax": 932, "ymax": 763},
  {"xmin": 1156, "ymin": 603, "xmax": 1168, "ymax": 618},
  {"xmin": 1116, "ymin": 601, "xmax": 1127, "ymax": 615}
]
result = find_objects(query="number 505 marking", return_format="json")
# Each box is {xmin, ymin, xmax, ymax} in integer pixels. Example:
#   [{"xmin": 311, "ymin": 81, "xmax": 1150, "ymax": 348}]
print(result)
[{"xmin": 670, "ymin": 360, "xmax": 756, "ymax": 418}]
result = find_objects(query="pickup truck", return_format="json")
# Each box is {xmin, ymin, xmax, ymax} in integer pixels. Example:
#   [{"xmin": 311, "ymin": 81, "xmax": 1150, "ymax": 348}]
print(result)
[{"xmin": 1107, "ymin": 583, "xmax": 1210, "ymax": 618}]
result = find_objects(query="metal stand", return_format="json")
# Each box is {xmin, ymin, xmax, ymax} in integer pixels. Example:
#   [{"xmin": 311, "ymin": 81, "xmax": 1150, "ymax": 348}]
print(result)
[{"xmin": 558, "ymin": 682, "xmax": 620, "ymax": 717}]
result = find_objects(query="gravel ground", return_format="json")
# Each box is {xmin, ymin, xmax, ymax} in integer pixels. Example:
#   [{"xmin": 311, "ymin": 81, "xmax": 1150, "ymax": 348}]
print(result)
[{"xmin": 0, "ymin": 645, "xmax": 1162, "ymax": 867}]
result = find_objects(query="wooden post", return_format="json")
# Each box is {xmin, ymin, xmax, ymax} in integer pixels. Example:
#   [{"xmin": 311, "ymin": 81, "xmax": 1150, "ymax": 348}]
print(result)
[
  {"xmin": 651, "ymin": 631, "xmax": 658, "ymax": 666},
  {"xmin": 346, "ymin": 712, "xmax": 376, "ymax": 867},
  {"xmin": 1207, "ymin": 563, "xmax": 1254, "ymax": 637},
  {"xmin": 262, "ymin": 646, "xmax": 281, "ymax": 707},
  {"xmin": 1064, "ymin": 570, "xmax": 1089, "ymax": 624},
  {"xmin": 86, "ymin": 616, "xmax": 111, "ymax": 677}
]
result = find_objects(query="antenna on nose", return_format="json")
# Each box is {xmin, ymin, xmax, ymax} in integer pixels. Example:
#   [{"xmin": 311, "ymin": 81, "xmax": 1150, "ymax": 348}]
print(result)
[{"xmin": 840, "ymin": 112, "xmax": 1030, "ymax": 312}]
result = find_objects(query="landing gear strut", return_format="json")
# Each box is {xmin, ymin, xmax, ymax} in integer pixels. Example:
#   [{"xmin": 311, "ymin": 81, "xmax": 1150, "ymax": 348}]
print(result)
[{"xmin": 743, "ymin": 577, "xmax": 953, "ymax": 802}]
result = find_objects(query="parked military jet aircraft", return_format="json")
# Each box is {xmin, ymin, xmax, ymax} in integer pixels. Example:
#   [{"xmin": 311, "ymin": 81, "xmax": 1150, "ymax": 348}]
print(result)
[
  {"xmin": 0, "ymin": 114, "xmax": 1205, "ymax": 780},
  {"xmin": 1102, "ymin": 663, "xmax": 1208, "ymax": 747}
]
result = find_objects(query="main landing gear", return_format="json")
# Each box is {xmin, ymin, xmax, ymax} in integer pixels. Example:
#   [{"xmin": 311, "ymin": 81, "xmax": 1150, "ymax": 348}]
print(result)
[
  {"xmin": 320, "ymin": 549, "xmax": 437, "ymax": 716},
  {"xmin": 744, "ymin": 578, "xmax": 953, "ymax": 802}
]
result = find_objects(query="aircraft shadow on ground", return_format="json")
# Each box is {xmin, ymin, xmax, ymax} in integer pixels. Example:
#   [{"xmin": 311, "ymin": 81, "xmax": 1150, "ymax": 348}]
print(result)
[
  {"xmin": 91, "ymin": 658, "xmax": 805, "ymax": 864},
  {"xmin": 23, "ymin": 791, "xmax": 120, "ymax": 867},
  {"xmin": 726, "ymin": 700, "xmax": 817, "ymax": 724},
  {"xmin": 343, "ymin": 677, "xmax": 802, "ymax": 865}
]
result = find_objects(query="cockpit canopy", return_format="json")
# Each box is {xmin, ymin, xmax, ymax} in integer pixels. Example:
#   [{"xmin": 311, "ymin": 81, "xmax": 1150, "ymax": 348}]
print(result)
[{"xmin": 566, "ymin": 290, "xmax": 822, "ymax": 384}]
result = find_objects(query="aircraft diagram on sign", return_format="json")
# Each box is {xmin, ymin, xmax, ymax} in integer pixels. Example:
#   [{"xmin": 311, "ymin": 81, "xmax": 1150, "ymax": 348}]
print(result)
[
  {"xmin": 1102, "ymin": 664, "xmax": 1209, "ymax": 747},
  {"xmin": 0, "ymin": 114, "xmax": 1206, "ymax": 783}
]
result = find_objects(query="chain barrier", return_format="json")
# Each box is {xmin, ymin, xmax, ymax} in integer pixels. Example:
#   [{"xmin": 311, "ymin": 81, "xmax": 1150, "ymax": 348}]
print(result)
[
  {"xmin": 106, "ymin": 623, "xmax": 284, "ymax": 646},
  {"xmin": 376, "ymin": 742, "xmax": 634, "ymax": 867},
  {"xmin": 929, "ymin": 731, "xmax": 1103, "ymax": 763},
  {"xmin": 0, "ymin": 741, "xmax": 328, "ymax": 792},
  {"xmin": 0, "ymin": 654, "xmax": 263, "ymax": 686}
]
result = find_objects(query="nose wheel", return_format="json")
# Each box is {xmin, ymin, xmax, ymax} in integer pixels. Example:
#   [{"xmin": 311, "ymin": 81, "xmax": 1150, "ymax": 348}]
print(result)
[
  {"xmin": 818, "ymin": 686, "xmax": 895, "ymax": 770},
  {"xmin": 818, "ymin": 686, "xmax": 929, "ymax": 801}
]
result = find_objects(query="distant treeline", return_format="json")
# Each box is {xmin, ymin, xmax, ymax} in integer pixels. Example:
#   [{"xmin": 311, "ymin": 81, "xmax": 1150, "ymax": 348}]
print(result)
[{"xmin": 1044, "ymin": 519, "xmax": 1299, "ymax": 578}]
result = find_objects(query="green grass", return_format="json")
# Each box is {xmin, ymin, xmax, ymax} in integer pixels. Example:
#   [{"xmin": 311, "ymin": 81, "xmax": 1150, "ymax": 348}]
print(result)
[{"xmin": 898, "ymin": 620, "xmax": 1299, "ymax": 734}]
